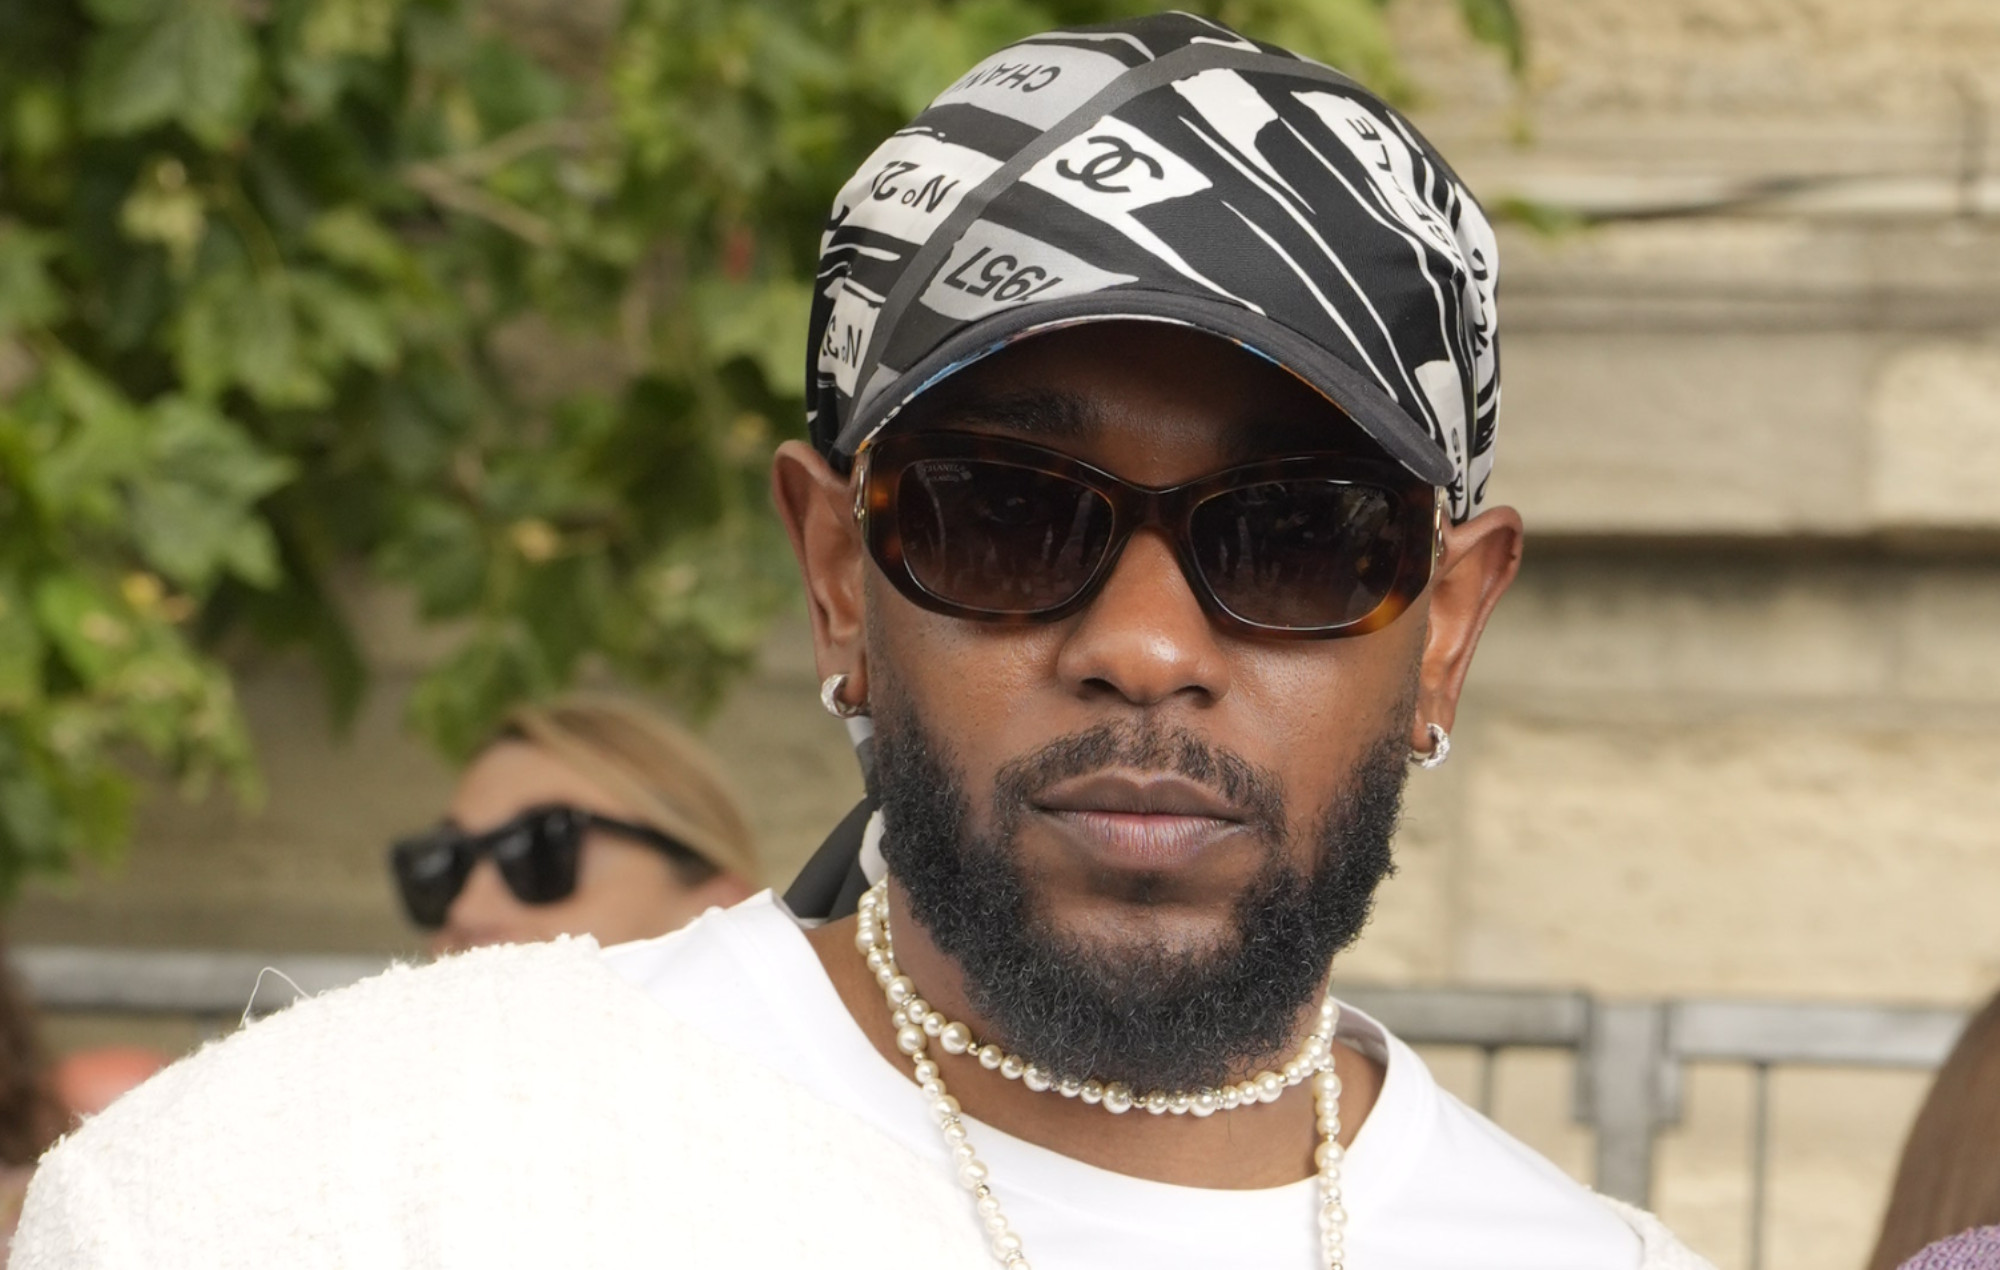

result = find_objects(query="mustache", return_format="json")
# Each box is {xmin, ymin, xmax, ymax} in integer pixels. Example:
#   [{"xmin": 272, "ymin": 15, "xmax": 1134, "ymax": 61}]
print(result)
[{"xmin": 990, "ymin": 721, "xmax": 1288, "ymax": 842}]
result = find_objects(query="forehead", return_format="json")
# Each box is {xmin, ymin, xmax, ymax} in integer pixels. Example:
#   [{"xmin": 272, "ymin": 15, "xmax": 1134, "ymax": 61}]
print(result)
[
  {"xmin": 450, "ymin": 741, "xmax": 634, "ymax": 833},
  {"xmin": 892, "ymin": 321, "xmax": 1384, "ymax": 482}
]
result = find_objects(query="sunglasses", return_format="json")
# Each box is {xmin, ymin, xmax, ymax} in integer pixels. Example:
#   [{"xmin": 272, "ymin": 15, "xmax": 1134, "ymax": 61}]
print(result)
[
  {"xmin": 389, "ymin": 804, "xmax": 701, "ymax": 930},
  {"xmin": 855, "ymin": 431, "xmax": 1444, "ymax": 639}
]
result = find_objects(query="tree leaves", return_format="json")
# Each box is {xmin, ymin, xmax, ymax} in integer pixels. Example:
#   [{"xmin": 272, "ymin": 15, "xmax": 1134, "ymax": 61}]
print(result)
[
  {"xmin": 80, "ymin": 0, "xmax": 258, "ymax": 148},
  {"xmin": 0, "ymin": 581, "xmax": 46, "ymax": 711},
  {"xmin": 405, "ymin": 621, "xmax": 557, "ymax": 762},
  {"xmin": 0, "ymin": 0, "xmax": 1511, "ymax": 895},
  {"xmin": 307, "ymin": 206, "xmax": 410, "ymax": 281},
  {"xmin": 693, "ymin": 276, "xmax": 816, "ymax": 399},
  {"xmin": 31, "ymin": 573, "xmax": 132, "ymax": 689},
  {"xmin": 33, "ymin": 357, "xmax": 150, "ymax": 526},
  {"xmin": 379, "ymin": 498, "xmax": 488, "ymax": 618},
  {"xmin": 0, "ymin": 224, "xmax": 64, "ymax": 338},
  {"xmin": 1456, "ymin": 0, "xmax": 1526, "ymax": 74},
  {"xmin": 173, "ymin": 268, "xmax": 325, "ymax": 408},
  {"xmin": 128, "ymin": 398, "xmax": 294, "ymax": 592},
  {"xmin": 300, "ymin": 0, "xmax": 400, "ymax": 62},
  {"xmin": 118, "ymin": 157, "xmax": 207, "ymax": 275}
]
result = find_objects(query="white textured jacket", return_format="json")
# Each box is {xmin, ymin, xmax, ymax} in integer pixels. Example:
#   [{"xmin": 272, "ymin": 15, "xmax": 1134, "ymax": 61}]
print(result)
[{"xmin": 12, "ymin": 939, "xmax": 1712, "ymax": 1269}]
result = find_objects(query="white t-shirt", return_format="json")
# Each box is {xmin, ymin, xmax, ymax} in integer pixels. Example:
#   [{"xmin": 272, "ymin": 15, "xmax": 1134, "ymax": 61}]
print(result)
[{"xmin": 605, "ymin": 892, "xmax": 1642, "ymax": 1270}]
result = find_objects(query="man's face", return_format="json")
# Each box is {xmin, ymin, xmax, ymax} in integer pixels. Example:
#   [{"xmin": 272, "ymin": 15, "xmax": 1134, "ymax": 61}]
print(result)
[
  {"xmin": 824, "ymin": 322, "xmax": 1452, "ymax": 1087},
  {"xmin": 777, "ymin": 318, "xmax": 1521, "ymax": 1086},
  {"xmin": 867, "ymin": 323, "xmax": 1428, "ymax": 962}
]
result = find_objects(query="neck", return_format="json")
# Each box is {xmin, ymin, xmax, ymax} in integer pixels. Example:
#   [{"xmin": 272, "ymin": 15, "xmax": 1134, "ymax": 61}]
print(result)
[{"xmin": 804, "ymin": 877, "xmax": 1383, "ymax": 1189}]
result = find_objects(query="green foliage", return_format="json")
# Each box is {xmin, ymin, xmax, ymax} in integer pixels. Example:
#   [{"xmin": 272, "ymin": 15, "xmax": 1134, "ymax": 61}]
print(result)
[
  {"xmin": 1455, "ymin": 0, "xmax": 1526, "ymax": 75},
  {"xmin": 1490, "ymin": 193, "xmax": 1587, "ymax": 237},
  {"xmin": 0, "ymin": 0, "xmax": 1520, "ymax": 896}
]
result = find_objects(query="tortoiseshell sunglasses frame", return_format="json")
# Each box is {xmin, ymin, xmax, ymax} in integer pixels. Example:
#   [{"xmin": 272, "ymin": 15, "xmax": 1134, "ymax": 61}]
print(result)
[{"xmin": 853, "ymin": 430, "xmax": 1445, "ymax": 640}]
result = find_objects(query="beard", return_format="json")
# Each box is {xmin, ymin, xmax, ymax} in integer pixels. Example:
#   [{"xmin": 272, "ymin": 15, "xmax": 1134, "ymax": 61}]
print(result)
[{"xmin": 872, "ymin": 696, "xmax": 1408, "ymax": 1094}]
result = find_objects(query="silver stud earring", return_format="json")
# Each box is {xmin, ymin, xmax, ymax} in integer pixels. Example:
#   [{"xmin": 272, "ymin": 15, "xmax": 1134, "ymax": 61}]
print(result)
[
  {"xmin": 820, "ymin": 672, "xmax": 869, "ymax": 720},
  {"xmin": 1409, "ymin": 722, "xmax": 1450, "ymax": 769}
]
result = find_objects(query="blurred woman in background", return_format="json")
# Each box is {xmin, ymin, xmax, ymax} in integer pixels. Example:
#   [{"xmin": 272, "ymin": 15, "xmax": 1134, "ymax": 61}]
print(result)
[
  {"xmin": 391, "ymin": 695, "xmax": 759, "ymax": 954},
  {"xmin": 1869, "ymin": 989, "xmax": 2000, "ymax": 1270}
]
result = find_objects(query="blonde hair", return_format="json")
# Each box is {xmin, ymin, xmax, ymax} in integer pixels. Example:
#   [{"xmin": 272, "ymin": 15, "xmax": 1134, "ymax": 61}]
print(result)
[{"xmin": 496, "ymin": 694, "xmax": 760, "ymax": 885}]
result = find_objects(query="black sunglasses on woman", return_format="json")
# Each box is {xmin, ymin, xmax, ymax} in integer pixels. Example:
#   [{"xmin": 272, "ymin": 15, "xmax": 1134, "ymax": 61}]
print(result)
[{"xmin": 389, "ymin": 804, "xmax": 704, "ymax": 930}]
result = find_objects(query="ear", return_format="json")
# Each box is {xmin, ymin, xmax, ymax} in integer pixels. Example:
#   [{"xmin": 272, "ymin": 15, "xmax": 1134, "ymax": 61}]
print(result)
[
  {"xmin": 771, "ymin": 440, "xmax": 871, "ymax": 699},
  {"xmin": 1411, "ymin": 505, "xmax": 1524, "ymax": 747}
]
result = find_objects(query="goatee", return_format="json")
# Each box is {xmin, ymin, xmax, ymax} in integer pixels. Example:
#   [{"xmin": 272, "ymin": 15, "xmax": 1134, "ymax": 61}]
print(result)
[{"xmin": 873, "ymin": 702, "xmax": 1407, "ymax": 1093}]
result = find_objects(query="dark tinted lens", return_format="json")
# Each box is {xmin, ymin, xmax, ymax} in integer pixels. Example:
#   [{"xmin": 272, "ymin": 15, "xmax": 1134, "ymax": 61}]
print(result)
[
  {"xmin": 491, "ymin": 808, "xmax": 583, "ymax": 906},
  {"xmin": 390, "ymin": 831, "xmax": 473, "ymax": 929},
  {"xmin": 1189, "ymin": 480, "xmax": 1409, "ymax": 629},
  {"xmin": 896, "ymin": 458, "xmax": 1116, "ymax": 613}
]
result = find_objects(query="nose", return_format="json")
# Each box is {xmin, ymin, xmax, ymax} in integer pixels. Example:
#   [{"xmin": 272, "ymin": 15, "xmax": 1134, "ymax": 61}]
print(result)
[
  {"xmin": 431, "ymin": 859, "xmax": 523, "ymax": 954},
  {"xmin": 1055, "ymin": 528, "xmax": 1231, "ymax": 708}
]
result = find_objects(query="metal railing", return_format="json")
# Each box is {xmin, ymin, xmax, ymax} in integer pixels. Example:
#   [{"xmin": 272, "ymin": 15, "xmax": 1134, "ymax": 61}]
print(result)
[
  {"xmin": 13, "ymin": 946, "xmax": 393, "ymax": 1021},
  {"xmin": 1644, "ymin": 999, "xmax": 1966, "ymax": 1270},
  {"xmin": 1338, "ymin": 983, "xmax": 1591, "ymax": 1119},
  {"xmin": 10, "ymin": 947, "xmax": 1970, "ymax": 1269}
]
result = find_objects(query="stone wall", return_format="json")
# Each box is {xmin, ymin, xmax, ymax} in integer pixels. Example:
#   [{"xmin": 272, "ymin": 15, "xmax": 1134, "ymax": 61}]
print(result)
[
  {"xmin": 12, "ymin": 3, "xmax": 2000, "ymax": 1267},
  {"xmin": 1384, "ymin": 4, "xmax": 2000, "ymax": 1262}
]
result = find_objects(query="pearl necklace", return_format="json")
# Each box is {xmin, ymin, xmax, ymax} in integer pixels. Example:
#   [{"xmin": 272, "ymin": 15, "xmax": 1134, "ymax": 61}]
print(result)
[{"xmin": 855, "ymin": 880, "xmax": 1350, "ymax": 1270}]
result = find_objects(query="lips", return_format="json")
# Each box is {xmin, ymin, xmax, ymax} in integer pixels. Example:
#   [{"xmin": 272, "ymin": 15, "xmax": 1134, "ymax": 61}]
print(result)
[{"xmin": 1033, "ymin": 773, "xmax": 1247, "ymax": 871}]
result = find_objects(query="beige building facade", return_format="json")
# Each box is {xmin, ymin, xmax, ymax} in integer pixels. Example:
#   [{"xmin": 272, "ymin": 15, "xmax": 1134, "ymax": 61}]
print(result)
[{"xmin": 12, "ymin": 2, "xmax": 1999, "ymax": 1267}]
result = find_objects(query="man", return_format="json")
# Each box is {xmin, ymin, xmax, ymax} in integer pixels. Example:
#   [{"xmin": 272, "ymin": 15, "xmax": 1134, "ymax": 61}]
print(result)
[{"xmin": 14, "ymin": 14, "xmax": 1712, "ymax": 1269}]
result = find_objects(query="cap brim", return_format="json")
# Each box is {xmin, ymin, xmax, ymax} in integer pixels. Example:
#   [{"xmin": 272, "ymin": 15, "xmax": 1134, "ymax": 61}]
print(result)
[{"xmin": 838, "ymin": 290, "xmax": 1456, "ymax": 488}]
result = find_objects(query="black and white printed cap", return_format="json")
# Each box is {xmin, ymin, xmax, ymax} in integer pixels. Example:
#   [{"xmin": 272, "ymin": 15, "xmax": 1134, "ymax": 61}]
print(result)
[{"xmin": 806, "ymin": 12, "xmax": 1501, "ymax": 519}]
